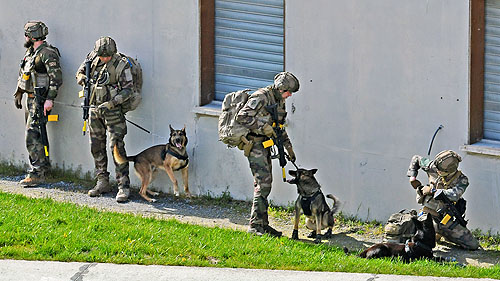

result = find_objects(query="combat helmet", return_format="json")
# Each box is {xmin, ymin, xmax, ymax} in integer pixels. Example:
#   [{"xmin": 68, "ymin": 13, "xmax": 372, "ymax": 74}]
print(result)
[
  {"xmin": 433, "ymin": 150, "xmax": 462, "ymax": 174},
  {"xmin": 24, "ymin": 21, "xmax": 48, "ymax": 41},
  {"xmin": 274, "ymin": 72, "xmax": 300, "ymax": 93},
  {"xmin": 94, "ymin": 36, "xmax": 117, "ymax": 57}
]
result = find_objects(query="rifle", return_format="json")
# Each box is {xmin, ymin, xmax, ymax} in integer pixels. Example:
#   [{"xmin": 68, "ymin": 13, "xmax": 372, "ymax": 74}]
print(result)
[
  {"xmin": 80, "ymin": 59, "xmax": 92, "ymax": 135},
  {"xmin": 433, "ymin": 189, "xmax": 467, "ymax": 229},
  {"xmin": 265, "ymin": 103, "xmax": 287, "ymax": 182},
  {"xmin": 34, "ymin": 86, "xmax": 49, "ymax": 158}
]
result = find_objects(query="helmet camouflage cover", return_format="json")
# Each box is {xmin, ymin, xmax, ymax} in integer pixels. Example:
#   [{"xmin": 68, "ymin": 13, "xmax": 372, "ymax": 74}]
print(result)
[
  {"xmin": 24, "ymin": 21, "xmax": 48, "ymax": 40},
  {"xmin": 94, "ymin": 36, "xmax": 117, "ymax": 57},
  {"xmin": 274, "ymin": 71, "xmax": 300, "ymax": 93},
  {"xmin": 433, "ymin": 150, "xmax": 462, "ymax": 173}
]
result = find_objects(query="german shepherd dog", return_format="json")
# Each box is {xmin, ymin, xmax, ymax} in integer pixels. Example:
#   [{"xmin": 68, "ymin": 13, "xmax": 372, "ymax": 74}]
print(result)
[
  {"xmin": 351, "ymin": 214, "xmax": 445, "ymax": 262},
  {"xmin": 287, "ymin": 168, "xmax": 340, "ymax": 243},
  {"xmin": 114, "ymin": 125, "xmax": 190, "ymax": 202}
]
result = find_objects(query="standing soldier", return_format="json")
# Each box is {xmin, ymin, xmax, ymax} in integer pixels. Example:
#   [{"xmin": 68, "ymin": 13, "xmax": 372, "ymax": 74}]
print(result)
[
  {"xmin": 236, "ymin": 72, "xmax": 300, "ymax": 237},
  {"xmin": 14, "ymin": 21, "xmax": 62, "ymax": 186},
  {"xmin": 75, "ymin": 36, "xmax": 132, "ymax": 202},
  {"xmin": 407, "ymin": 150, "xmax": 479, "ymax": 250}
]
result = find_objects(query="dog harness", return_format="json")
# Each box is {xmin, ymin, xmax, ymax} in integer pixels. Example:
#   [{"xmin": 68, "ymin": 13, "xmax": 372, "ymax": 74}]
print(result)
[
  {"xmin": 161, "ymin": 146, "xmax": 189, "ymax": 171},
  {"xmin": 300, "ymin": 190, "xmax": 323, "ymax": 216}
]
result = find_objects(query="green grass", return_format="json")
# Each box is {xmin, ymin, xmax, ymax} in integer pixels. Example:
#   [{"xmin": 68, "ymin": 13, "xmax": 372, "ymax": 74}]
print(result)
[{"xmin": 0, "ymin": 192, "xmax": 499, "ymax": 278}]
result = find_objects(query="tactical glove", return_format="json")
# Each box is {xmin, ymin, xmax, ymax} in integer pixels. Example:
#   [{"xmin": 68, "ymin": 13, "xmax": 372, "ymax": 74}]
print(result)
[
  {"xmin": 13, "ymin": 88, "xmax": 23, "ymax": 109},
  {"xmin": 286, "ymin": 146, "xmax": 296, "ymax": 162},
  {"xmin": 421, "ymin": 185, "xmax": 435, "ymax": 196},
  {"xmin": 76, "ymin": 73, "xmax": 87, "ymax": 86},
  {"xmin": 410, "ymin": 179, "xmax": 422, "ymax": 189},
  {"xmin": 97, "ymin": 101, "xmax": 115, "ymax": 113},
  {"xmin": 262, "ymin": 123, "xmax": 276, "ymax": 138}
]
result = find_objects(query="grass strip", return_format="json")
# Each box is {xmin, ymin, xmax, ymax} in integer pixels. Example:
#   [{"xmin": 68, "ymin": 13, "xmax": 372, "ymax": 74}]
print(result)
[{"xmin": 0, "ymin": 192, "xmax": 499, "ymax": 279}]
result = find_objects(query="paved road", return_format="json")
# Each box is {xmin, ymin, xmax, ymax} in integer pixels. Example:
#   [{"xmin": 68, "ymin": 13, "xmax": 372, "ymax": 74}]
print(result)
[{"xmin": 0, "ymin": 259, "xmax": 496, "ymax": 281}]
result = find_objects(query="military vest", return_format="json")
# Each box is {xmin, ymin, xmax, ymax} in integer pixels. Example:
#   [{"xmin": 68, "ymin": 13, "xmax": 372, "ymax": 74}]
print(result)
[{"xmin": 18, "ymin": 43, "xmax": 59, "ymax": 92}]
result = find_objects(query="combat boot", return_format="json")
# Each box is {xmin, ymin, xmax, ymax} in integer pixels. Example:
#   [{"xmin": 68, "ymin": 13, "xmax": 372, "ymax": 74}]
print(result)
[
  {"xmin": 263, "ymin": 225, "xmax": 282, "ymax": 237},
  {"xmin": 88, "ymin": 178, "xmax": 111, "ymax": 197},
  {"xmin": 116, "ymin": 186, "xmax": 130, "ymax": 203},
  {"xmin": 19, "ymin": 174, "xmax": 44, "ymax": 187},
  {"xmin": 247, "ymin": 224, "xmax": 265, "ymax": 236}
]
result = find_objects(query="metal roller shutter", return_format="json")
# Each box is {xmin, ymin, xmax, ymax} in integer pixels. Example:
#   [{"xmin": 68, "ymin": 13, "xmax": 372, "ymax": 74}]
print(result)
[
  {"xmin": 484, "ymin": 0, "xmax": 500, "ymax": 140},
  {"xmin": 214, "ymin": 0, "xmax": 284, "ymax": 101}
]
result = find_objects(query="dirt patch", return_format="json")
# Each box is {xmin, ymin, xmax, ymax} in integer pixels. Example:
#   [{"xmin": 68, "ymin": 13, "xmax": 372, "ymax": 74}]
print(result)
[{"xmin": 0, "ymin": 177, "xmax": 498, "ymax": 267}]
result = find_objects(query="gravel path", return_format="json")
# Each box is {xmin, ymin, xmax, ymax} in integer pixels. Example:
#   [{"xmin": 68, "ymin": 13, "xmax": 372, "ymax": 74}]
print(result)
[{"xmin": 0, "ymin": 176, "xmax": 498, "ymax": 268}]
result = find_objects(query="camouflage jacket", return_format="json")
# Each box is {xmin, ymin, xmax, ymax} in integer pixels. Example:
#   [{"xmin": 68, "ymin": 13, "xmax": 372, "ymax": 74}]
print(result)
[
  {"xmin": 17, "ymin": 41, "xmax": 63, "ymax": 100},
  {"xmin": 236, "ymin": 85, "xmax": 292, "ymax": 149},
  {"xmin": 407, "ymin": 155, "xmax": 469, "ymax": 211},
  {"xmin": 75, "ymin": 52, "xmax": 133, "ymax": 107}
]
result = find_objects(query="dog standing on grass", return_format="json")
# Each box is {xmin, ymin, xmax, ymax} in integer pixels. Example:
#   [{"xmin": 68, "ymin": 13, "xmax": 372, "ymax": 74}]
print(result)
[
  {"xmin": 287, "ymin": 168, "xmax": 340, "ymax": 243},
  {"xmin": 114, "ymin": 125, "xmax": 190, "ymax": 202}
]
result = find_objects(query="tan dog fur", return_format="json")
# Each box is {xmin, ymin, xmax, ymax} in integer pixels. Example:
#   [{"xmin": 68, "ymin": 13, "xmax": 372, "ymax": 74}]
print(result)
[{"xmin": 114, "ymin": 125, "xmax": 190, "ymax": 202}]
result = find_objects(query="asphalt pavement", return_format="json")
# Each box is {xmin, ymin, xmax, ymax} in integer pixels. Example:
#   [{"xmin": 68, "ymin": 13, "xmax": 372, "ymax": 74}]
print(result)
[{"xmin": 0, "ymin": 259, "xmax": 496, "ymax": 281}]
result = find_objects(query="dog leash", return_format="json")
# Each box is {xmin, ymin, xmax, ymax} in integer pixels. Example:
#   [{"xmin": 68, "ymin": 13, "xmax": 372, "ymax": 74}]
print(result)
[{"xmin": 2, "ymin": 95, "xmax": 169, "ymax": 141}]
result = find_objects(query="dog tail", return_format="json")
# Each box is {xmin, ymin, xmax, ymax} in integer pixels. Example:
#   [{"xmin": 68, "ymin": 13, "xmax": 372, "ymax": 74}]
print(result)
[
  {"xmin": 326, "ymin": 194, "xmax": 341, "ymax": 215},
  {"xmin": 113, "ymin": 145, "xmax": 135, "ymax": 164}
]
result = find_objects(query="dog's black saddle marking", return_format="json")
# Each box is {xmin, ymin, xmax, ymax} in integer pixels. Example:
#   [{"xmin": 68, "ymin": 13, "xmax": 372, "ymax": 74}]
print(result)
[
  {"xmin": 301, "ymin": 190, "xmax": 323, "ymax": 216},
  {"xmin": 161, "ymin": 147, "xmax": 189, "ymax": 171}
]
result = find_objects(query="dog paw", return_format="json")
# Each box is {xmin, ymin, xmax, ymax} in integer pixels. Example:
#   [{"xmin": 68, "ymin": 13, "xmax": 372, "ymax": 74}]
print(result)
[
  {"xmin": 150, "ymin": 191, "xmax": 159, "ymax": 196},
  {"xmin": 174, "ymin": 192, "xmax": 180, "ymax": 197},
  {"xmin": 307, "ymin": 231, "xmax": 317, "ymax": 238},
  {"xmin": 324, "ymin": 229, "xmax": 332, "ymax": 239},
  {"xmin": 150, "ymin": 198, "xmax": 157, "ymax": 203},
  {"xmin": 314, "ymin": 237, "xmax": 322, "ymax": 244},
  {"xmin": 291, "ymin": 230, "xmax": 299, "ymax": 240}
]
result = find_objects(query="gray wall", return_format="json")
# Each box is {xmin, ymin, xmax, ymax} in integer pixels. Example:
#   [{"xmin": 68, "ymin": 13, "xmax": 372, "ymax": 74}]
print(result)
[{"xmin": 1, "ymin": 0, "xmax": 499, "ymax": 233}]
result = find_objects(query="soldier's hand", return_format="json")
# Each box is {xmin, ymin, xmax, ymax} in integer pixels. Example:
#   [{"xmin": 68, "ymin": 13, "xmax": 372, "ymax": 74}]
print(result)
[
  {"xmin": 410, "ymin": 178, "xmax": 422, "ymax": 189},
  {"xmin": 262, "ymin": 123, "xmax": 276, "ymax": 138},
  {"xmin": 43, "ymin": 100, "xmax": 53, "ymax": 116},
  {"xmin": 97, "ymin": 101, "xmax": 115, "ymax": 112},
  {"xmin": 421, "ymin": 185, "xmax": 435, "ymax": 195},
  {"xmin": 13, "ymin": 89, "xmax": 23, "ymax": 109},
  {"xmin": 286, "ymin": 146, "xmax": 296, "ymax": 162},
  {"xmin": 76, "ymin": 73, "xmax": 87, "ymax": 86}
]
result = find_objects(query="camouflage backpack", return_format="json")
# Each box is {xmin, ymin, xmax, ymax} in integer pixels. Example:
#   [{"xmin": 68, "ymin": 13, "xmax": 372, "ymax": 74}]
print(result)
[
  {"xmin": 218, "ymin": 89, "xmax": 252, "ymax": 147},
  {"xmin": 115, "ymin": 53, "xmax": 143, "ymax": 113},
  {"xmin": 383, "ymin": 209, "xmax": 417, "ymax": 243}
]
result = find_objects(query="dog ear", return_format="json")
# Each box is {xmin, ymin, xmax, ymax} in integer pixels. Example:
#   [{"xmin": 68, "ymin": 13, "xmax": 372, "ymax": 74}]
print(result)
[
  {"xmin": 169, "ymin": 124, "xmax": 174, "ymax": 133},
  {"xmin": 311, "ymin": 168, "xmax": 318, "ymax": 174},
  {"xmin": 412, "ymin": 217, "xmax": 423, "ymax": 230},
  {"xmin": 289, "ymin": 170, "xmax": 297, "ymax": 176},
  {"xmin": 182, "ymin": 125, "xmax": 186, "ymax": 133}
]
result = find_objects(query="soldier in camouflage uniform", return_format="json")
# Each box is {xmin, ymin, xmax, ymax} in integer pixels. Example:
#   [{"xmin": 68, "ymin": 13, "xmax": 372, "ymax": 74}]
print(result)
[
  {"xmin": 14, "ymin": 21, "xmax": 63, "ymax": 186},
  {"xmin": 75, "ymin": 37, "xmax": 133, "ymax": 202},
  {"xmin": 236, "ymin": 72, "xmax": 300, "ymax": 237},
  {"xmin": 407, "ymin": 150, "xmax": 479, "ymax": 250}
]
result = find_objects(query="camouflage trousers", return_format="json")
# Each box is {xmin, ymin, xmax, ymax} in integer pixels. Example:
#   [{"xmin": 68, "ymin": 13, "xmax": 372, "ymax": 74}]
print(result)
[
  {"xmin": 24, "ymin": 97, "xmax": 50, "ymax": 176},
  {"xmin": 246, "ymin": 141, "xmax": 273, "ymax": 226},
  {"xmin": 89, "ymin": 108, "xmax": 130, "ymax": 188},
  {"xmin": 424, "ymin": 212, "xmax": 479, "ymax": 250}
]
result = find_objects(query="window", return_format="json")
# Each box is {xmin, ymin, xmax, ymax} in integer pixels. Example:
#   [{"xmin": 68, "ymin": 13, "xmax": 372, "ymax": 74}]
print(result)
[{"xmin": 200, "ymin": 0, "xmax": 284, "ymax": 106}]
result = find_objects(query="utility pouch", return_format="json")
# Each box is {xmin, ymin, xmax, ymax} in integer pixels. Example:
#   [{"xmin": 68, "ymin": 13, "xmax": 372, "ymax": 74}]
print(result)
[{"xmin": 94, "ymin": 86, "xmax": 109, "ymax": 104}]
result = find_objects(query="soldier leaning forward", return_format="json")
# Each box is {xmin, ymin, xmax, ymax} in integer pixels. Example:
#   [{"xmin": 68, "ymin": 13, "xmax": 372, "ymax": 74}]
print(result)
[
  {"xmin": 14, "ymin": 21, "xmax": 62, "ymax": 186},
  {"xmin": 75, "ymin": 36, "xmax": 133, "ymax": 202},
  {"xmin": 235, "ymin": 72, "xmax": 299, "ymax": 237},
  {"xmin": 407, "ymin": 150, "xmax": 479, "ymax": 250}
]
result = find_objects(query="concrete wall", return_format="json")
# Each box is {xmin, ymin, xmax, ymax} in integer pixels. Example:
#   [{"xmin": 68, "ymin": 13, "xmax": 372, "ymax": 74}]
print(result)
[
  {"xmin": 0, "ymin": 0, "xmax": 200, "ymax": 194},
  {"xmin": 1, "ymin": 0, "xmax": 499, "ymax": 232}
]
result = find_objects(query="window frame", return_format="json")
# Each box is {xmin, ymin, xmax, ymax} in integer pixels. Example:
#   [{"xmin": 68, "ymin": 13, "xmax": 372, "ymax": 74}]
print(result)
[{"xmin": 469, "ymin": 0, "xmax": 485, "ymax": 144}]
